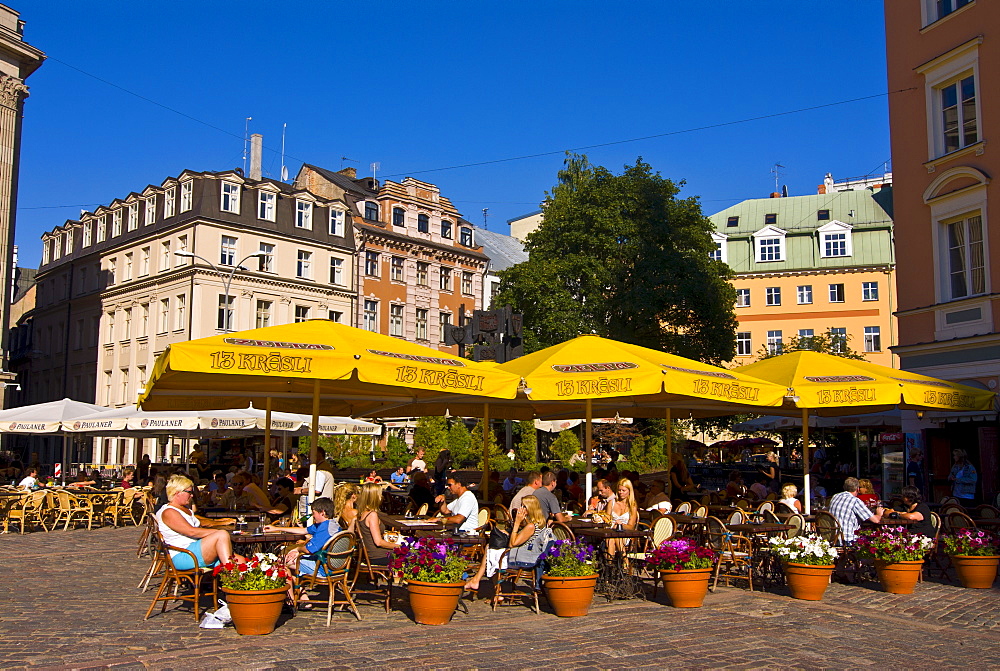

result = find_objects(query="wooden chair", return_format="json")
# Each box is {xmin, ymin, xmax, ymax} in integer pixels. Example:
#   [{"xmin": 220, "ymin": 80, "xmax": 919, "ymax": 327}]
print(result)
[
  {"xmin": 99, "ymin": 490, "xmax": 130, "ymax": 527},
  {"xmin": 628, "ymin": 516, "xmax": 676, "ymax": 597},
  {"xmin": 692, "ymin": 504, "xmax": 708, "ymax": 518},
  {"xmin": 762, "ymin": 509, "xmax": 782, "ymax": 525},
  {"xmin": 814, "ymin": 511, "xmax": 842, "ymax": 546},
  {"xmin": 735, "ymin": 498, "xmax": 751, "ymax": 511},
  {"xmin": 938, "ymin": 496, "xmax": 960, "ymax": 508},
  {"xmin": 53, "ymin": 490, "xmax": 95, "ymax": 531},
  {"xmin": 705, "ymin": 516, "xmax": 754, "ymax": 592},
  {"xmin": 491, "ymin": 504, "xmax": 512, "ymax": 531},
  {"xmin": 973, "ymin": 505, "xmax": 1000, "ymax": 519},
  {"xmin": 776, "ymin": 501, "xmax": 798, "ymax": 515},
  {"xmin": 0, "ymin": 492, "xmax": 28, "ymax": 533},
  {"xmin": 756, "ymin": 500, "xmax": 775, "ymax": 514},
  {"xmin": 923, "ymin": 512, "xmax": 952, "ymax": 583},
  {"xmin": 550, "ymin": 521, "xmax": 575, "ymax": 542},
  {"xmin": 416, "ymin": 503, "xmax": 429, "ymax": 516},
  {"xmin": 137, "ymin": 516, "xmax": 167, "ymax": 591},
  {"xmin": 783, "ymin": 513, "xmax": 805, "ymax": 539},
  {"xmin": 350, "ymin": 538, "xmax": 393, "ymax": 613},
  {"xmin": 726, "ymin": 510, "xmax": 745, "ymax": 525},
  {"xmin": 946, "ymin": 510, "xmax": 977, "ymax": 531},
  {"xmin": 491, "ymin": 548, "xmax": 540, "ymax": 614},
  {"xmin": 143, "ymin": 532, "xmax": 218, "ymax": 622},
  {"xmin": 295, "ymin": 531, "xmax": 362, "ymax": 624},
  {"xmin": 10, "ymin": 490, "xmax": 52, "ymax": 533},
  {"xmin": 675, "ymin": 501, "xmax": 692, "ymax": 515}
]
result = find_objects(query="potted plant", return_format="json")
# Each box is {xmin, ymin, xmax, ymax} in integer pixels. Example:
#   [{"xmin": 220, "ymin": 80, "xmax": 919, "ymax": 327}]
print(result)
[
  {"xmin": 768, "ymin": 534, "xmax": 838, "ymax": 601},
  {"xmin": 942, "ymin": 528, "xmax": 1000, "ymax": 588},
  {"xmin": 540, "ymin": 539, "xmax": 598, "ymax": 617},
  {"xmin": 854, "ymin": 526, "xmax": 934, "ymax": 594},
  {"xmin": 214, "ymin": 552, "xmax": 291, "ymax": 635},
  {"xmin": 645, "ymin": 537, "xmax": 717, "ymax": 608},
  {"xmin": 389, "ymin": 537, "xmax": 467, "ymax": 625}
]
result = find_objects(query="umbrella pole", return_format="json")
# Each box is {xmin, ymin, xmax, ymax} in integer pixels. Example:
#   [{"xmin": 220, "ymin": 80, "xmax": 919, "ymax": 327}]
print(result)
[
  {"xmin": 585, "ymin": 398, "xmax": 593, "ymax": 502},
  {"xmin": 665, "ymin": 408, "xmax": 672, "ymax": 499},
  {"xmin": 855, "ymin": 428, "xmax": 861, "ymax": 478},
  {"xmin": 308, "ymin": 380, "xmax": 320, "ymax": 505},
  {"xmin": 61, "ymin": 434, "xmax": 68, "ymax": 486},
  {"xmin": 802, "ymin": 408, "xmax": 811, "ymax": 515},
  {"xmin": 480, "ymin": 403, "xmax": 491, "ymax": 500},
  {"xmin": 263, "ymin": 397, "xmax": 272, "ymax": 485}
]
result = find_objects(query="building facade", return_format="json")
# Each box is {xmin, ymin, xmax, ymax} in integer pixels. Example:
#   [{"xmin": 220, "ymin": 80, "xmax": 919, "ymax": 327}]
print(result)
[
  {"xmin": 885, "ymin": 0, "xmax": 999, "ymax": 502},
  {"xmin": 708, "ymin": 184, "xmax": 896, "ymax": 366}
]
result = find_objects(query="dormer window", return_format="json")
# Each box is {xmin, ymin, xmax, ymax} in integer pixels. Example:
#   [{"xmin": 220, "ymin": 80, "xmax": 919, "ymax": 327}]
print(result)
[
  {"xmin": 295, "ymin": 199, "xmax": 313, "ymax": 229},
  {"xmin": 752, "ymin": 225, "xmax": 786, "ymax": 262},
  {"xmin": 441, "ymin": 220, "xmax": 453, "ymax": 238},
  {"xmin": 221, "ymin": 181, "xmax": 241, "ymax": 214},
  {"xmin": 460, "ymin": 226, "xmax": 473, "ymax": 247},
  {"xmin": 818, "ymin": 221, "xmax": 853, "ymax": 258},
  {"xmin": 710, "ymin": 232, "xmax": 727, "ymax": 263},
  {"xmin": 329, "ymin": 208, "xmax": 345, "ymax": 236},
  {"xmin": 364, "ymin": 202, "xmax": 379, "ymax": 222},
  {"xmin": 392, "ymin": 207, "xmax": 405, "ymax": 226},
  {"xmin": 258, "ymin": 191, "xmax": 276, "ymax": 221}
]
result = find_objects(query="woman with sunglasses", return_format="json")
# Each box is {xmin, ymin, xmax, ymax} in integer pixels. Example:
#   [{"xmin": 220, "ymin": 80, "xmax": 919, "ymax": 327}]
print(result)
[{"xmin": 154, "ymin": 474, "xmax": 244, "ymax": 570}]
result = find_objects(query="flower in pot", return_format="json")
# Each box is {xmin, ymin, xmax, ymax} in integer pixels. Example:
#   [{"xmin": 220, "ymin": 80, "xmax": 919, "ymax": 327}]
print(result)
[
  {"xmin": 854, "ymin": 526, "xmax": 934, "ymax": 594},
  {"xmin": 645, "ymin": 537, "xmax": 717, "ymax": 608},
  {"xmin": 540, "ymin": 539, "xmax": 598, "ymax": 617},
  {"xmin": 768, "ymin": 534, "xmax": 838, "ymax": 601},
  {"xmin": 389, "ymin": 537, "xmax": 468, "ymax": 625},
  {"xmin": 941, "ymin": 528, "xmax": 1000, "ymax": 589},
  {"xmin": 214, "ymin": 552, "xmax": 292, "ymax": 635}
]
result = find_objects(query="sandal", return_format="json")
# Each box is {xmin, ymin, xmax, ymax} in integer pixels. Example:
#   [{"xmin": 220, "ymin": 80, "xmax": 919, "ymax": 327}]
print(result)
[{"xmin": 298, "ymin": 601, "xmax": 315, "ymax": 611}]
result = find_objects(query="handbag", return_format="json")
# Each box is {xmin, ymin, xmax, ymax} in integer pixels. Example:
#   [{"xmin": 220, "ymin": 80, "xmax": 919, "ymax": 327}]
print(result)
[{"xmin": 488, "ymin": 527, "xmax": 510, "ymax": 550}]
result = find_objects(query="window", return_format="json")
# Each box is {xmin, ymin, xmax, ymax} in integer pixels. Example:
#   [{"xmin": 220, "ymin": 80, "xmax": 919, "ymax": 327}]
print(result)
[
  {"xmin": 941, "ymin": 75, "xmax": 978, "ymax": 154},
  {"xmin": 709, "ymin": 242, "xmax": 723, "ymax": 262},
  {"xmin": 258, "ymin": 191, "xmax": 276, "ymax": 221},
  {"xmin": 164, "ymin": 186, "xmax": 176, "ymax": 218},
  {"xmin": 119, "ymin": 368, "xmax": 129, "ymax": 405},
  {"xmin": 390, "ymin": 304, "xmax": 404, "ymax": 337},
  {"xmin": 256, "ymin": 300, "xmax": 272, "ymax": 328},
  {"xmin": 766, "ymin": 330, "xmax": 783, "ymax": 355},
  {"xmin": 364, "ymin": 300, "xmax": 378, "ymax": 332},
  {"xmin": 460, "ymin": 226, "xmax": 473, "ymax": 246},
  {"xmin": 710, "ymin": 231, "xmax": 729, "ymax": 263},
  {"xmin": 830, "ymin": 327, "xmax": 847, "ymax": 353},
  {"xmin": 127, "ymin": 202, "xmax": 139, "ymax": 231},
  {"xmin": 864, "ymin": 326, "xmax": 882, "ymax": 352},
  {"xmin": 797, "ymin": 285, "xmax": 813, "ymax": 304},
  {"xmin": 364, "ymin": 201, "xmax": 379, "ymax": 221},
  {"xmin": 417, "ymin": 214, "xmax": 429, "ymax": 233},
  {"xmin": 177, "ymin": 235, "xmax": 188, "ymax": 262},
  {"xmin": 180, "ymin": 180, "xmax": 193, "ymax": 212},
  {"xmin": 77, "ymin": 266, "xmax": 87, "ymax": 294},
  {"xmin": 764, "ymin": 213, "xmax": 777, "ymax": 225},
  {"xmin": 221, "ymin": 236, "xmax": 237, "ymax": 265},
  {"xmin": 103, "ymin": 371, "xmax": 112, "ymax": 405},
  {"xmin": 736, "ymin": 288, "xmax": 750, "ymax": 307},
  {"xmin": 217, "ymin": 294, "xmax": 233, "ymax": 331},
  {"xmin": 42, "ymin": 238, "xmax": 51, "ymax": 264},
  {"xmin": 96, "ymin": 216, "xmax": 106, "ymax": 243},
  {"xmin": 294, "ymin": 305, "xmax": 310, "ymax": 323},
  {"xmin": 416, "ymin": 262, "xmax": 429, "ymax": 286},
  {"xmin": 415, "ymin": 308, "xmax": 428, "ymax": 341},
  {"xmin": 175, "ymin": 294, "xmax": 186, "ymax": 331},
  {"xmin": 819, "ymin": 222, "xmax": 852, "ymax": 257},
  {"xmin": 65, "ymin": 228, "xmax": 74, "ymax": 252},
  {"xmin": 82, "ymin": 221, "xmax": 92, "ymax": 247},
  {"xmin": 112, "ymin": 209, "xmax": 123, "ymax": 237},
  {"xmin": 798, "ymin": 328, "xmax": 815, "ymax": 342},
  {"xmin": 159, "ymin": 298, "xmax": 170, "ymax": 333},
  {"xmin": 296, "ymin": 250, "xmax": 312, "ymax": 279},
  {"xmin": 461, "ymin": 271, "xmax": 473, "ymax": 295},
  {"xmin": 765, "ymin": 287, "xmax": 781, "ymax": 306},
  {"xmin": 862, "ymin": 281, "xmax": 879, "ymax": 301},
  {"xmin": 817, "ymin": 209, "xmax": 830, "ymax": 221},
  {"xmin": 392, "ymin": 207, "xmax": 405, "ymax": 227},
  {"xmin": 145, "ymin": 196, "xmax": 156, "ymax": 226},
  {"xmin": 259, "ymin": 242, "xmax": 274, "ymax": 272},
  {"xmin": 140, "ymin": 247, "xmax": 150, "ymax": 276},
  {"xmin": 439, "ymin": 267, "xmax": 452, "ymax": 291},
  {"xmin": 439, "ymin": 312, "xmax": 452, "ymax": 342},
  {"xmin": 391, "ymin": 256, "xmax": 404, "ymax": 282},
  {"xmin": 329, "ymin": 257, "xmax": 343, "ymax": 285},
  {"xmin": 726, "ymin": 216, "xmax": 739, "ymax": 227},
  {"xmin": 828, "ymin": 283, "xmax": 845, "ymax": 302},
  {"xmin": 221, "ymin": 181, "xmax": 241, "ymax": 214},
  {"xmin": 365, "ymin": 251, "xmax": 380, "ymax": 277},
  {"xmin": 328, "ymin": 310, "xmax": 343, "ymax": 323},
  {"xmin": 140, "ymin": 303, "xmax": 149, "ymax": 335},
  {"xmin": 947, "ymin": 214, "xmax": 985, "ymax": 298},
  {"xmin": 107, "ymin": 258, "xmax": 117, "ymax": 285},
  {"xmin": 736, "ymin": 332, "xmax": 752, "ymax": 356},
  {"xmin": 137, "ymin": 366, "xmax": 147, "ymax": 393},
  {"xmin": 122, "ymin": 308, "xmax": 132, "ymax": 340},
  {"xmin": 296, "ymin": 200, "xmax": 313, "ymax": 229},
  {"xmin": 105, "ymin": 311, "xmax": 115, "ymax": 343},
  {"xmin": 124, "ymin": 253, "xmax": 133, "ymax": 281},
  {"xmin": 160, "ymin": 241, "xmax": 170, "ymax": 271},
  {"xmin": 757, "ymin": 237, "xmax": 783, "ymax": 262},
  {"xmin": 441, "ymin": 220, "xmax": 453, "ymax": 238},
  {"xmin": 329, "ymin": 208, "xmax": 345, "ymax": 236}
]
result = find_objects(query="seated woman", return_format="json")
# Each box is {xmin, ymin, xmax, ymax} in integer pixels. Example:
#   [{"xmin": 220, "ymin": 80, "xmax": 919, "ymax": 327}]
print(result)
[
  {"xmin": 889, "ymin": 485, "xmax": 934, "ymax": 537},
  {"xmin": 670, "ymin": 455, "xmax": 698, "ymax": 493},
  {"xmin": 609, "ymin": 478, "xmax": 639, "ymax": 555},
  {"xmin": 856, "ymin": 479, "xmax": 880, "ymax": 508},
  {"xmin": 264, "ymin": 496, "xmax": 340, "ymax": 609},
  {"xmin": 465, "ymin": 495, "xmax": 550, "ymax": 591},
  {"xmin": 355, "ymin": 482, "xmax": 400, "ymax": 566},
  {"xmin": 332, "ymin": 483, "xmax": 359, "ymax": 531},
  {"xmin": 778, "ymin": 482, "xmax": 803, "ymax": 513},
  {"xmin": 154, "ymin": 474, "xmax": 242, "ymax": 570},
  {"xmin": 725, "ymin": 470, "xmax": 745, "ymax": 500},
  {"xmin": 258, "ymin": 477, "xmax": 296, "ymax": 522},
  {"xmin": 364, "ymin": 469, "xmax": 383, "ymax": 484}
]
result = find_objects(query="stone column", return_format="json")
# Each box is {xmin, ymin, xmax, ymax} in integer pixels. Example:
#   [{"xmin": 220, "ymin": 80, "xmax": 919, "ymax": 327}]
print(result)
[{"xmin": 0, "ymin": 74, "xmax": 28, "ymax": 364}]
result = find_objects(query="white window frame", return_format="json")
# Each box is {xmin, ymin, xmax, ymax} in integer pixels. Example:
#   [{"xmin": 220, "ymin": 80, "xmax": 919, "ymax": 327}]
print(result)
[
  {"xmin": 160, "ymin": 241, "xmax": 171, "ymax": 271},
  {"xmin": 127, "ymin": 202, "xmax": 139, "ymax": 231},
  {"xmin": 818, "ymin": 221, "xmax": 853, "ymax": 258},
  {"xmin": 390, "ymin": 256, "xmax": 405, "ymax": 282},
  {"xmin": 461, "ymin": 271, "xmax": 473, "ymax": 295},
  {"xmin": 65, "ymin": 228, "xmax": 74, "ymax": 253},
  {"xmin": 119, "ymin": 368, "xmax": 129, "ymax": 405},
  {"xmin": 217, "ymin": 294, "xmax": 233, "ymax": 331},
  {"xmin": 709, "ymin": 232, "xmax": 728, "ymax": 264},
  {"xmin": 329, "ymin": 257, "xmax": 344, "ymax": 285},
  {"xmin": 294, "ymin": 305, "xmax": 310, "ymax": 323},
  {"xmin": 365, "ymin": 251, "xmax": 379, "ymax": 277},
  {"xmin": 440, "ymin": 267, "xmax": 452, "ymax": 291},
  {"xmin": 96, "ymin": 216, "xmax": 106, "ymax": 243},
  {"xmin": 258, "ymin": 191, "xmax": 276, "ymax": 221},
  {"xmin": 296, "ymin": 199, "xmax": 313, "ymax": 229},
  {"xmin": 460, "ymin": 226, "xmax": 474, "ymax": 247},
  {"xmin": 830, "ymin": 327, "xmax": 847, "ymax": 353},
  {"xmin": 296, "ymin": 250, "xmax": 312, "ymax": 279},
  {"xmin": 798, "ymin": 328, "xmax": 815, "ymax": 341},
  {"xmin": 828, "ymin": 283, "xmax": 845, "ymax": 303},
  {"xmin": 140, "ymin": 247, "xmax": 150, "ymax": 276},
  {"xmin": 416, "ymin": 261, "xmax": 429, "ymax": 286},
  {"xmin": 221, "ymin": 181, "xmax": 241, "ymax": 214},
  {"xmin": 180, "ymin": 180, "xmax": 193, "ymax": 212},
  {"xmin": 145, "ymin": 196, "xmax": 156, "ymax": 226},
  {"xmin": 752, "ymin": 225, "xmax": 786, "ymax": 262},
  {"xmin": 221, "ymin": 236, "xmax": 237, "ymax": 266},
  {"xmin": 766, "ymin": 330, "xmax": 783, "ymax": 356},
  {"xmin": 175, "ymin": 294, "xmax": 186, "ymax": 331},
  {"xmin": 765, "ymin": 287, "xmax": 781, "ymax": 306},
  {"xmin": 329, "ymin": 208, "xmax": 345, "ymax": 236},
  {"xmin": 862, "ymin": 281, "xmax": 879, "ymax": 301},
  {"xmin": 82, "ymin": 221, "xmax": 92, "ymax": 248},
  {"xmin": 389, "ymin": 304, "xmax": 404, "ymax": 337},
  {"xmin": 864, "ymin": 326, "xmax": 882, "ymax": 352},
  {"xmin": 415, "ymin": 308, "xmax": 428, "ymax": 341},
  {"xmin": 256, "ymin": 300, "xmax": 272, "ymax": 329},
  {"xmin": 441, "ymin": 219, "xmax": 453, "ymax": 239},
  {"xmin": 177, "ymin": 235, "xmax": 188, "ymax": 264},
  {"xmin": 944, "ymin": 212, "xmax": 986, "ymax": 300},
  {"xmin": 123, "ymin": 252, "xmax": 133, "ymax": 281},
  {"xmin": 736, "ymin": 332, "xmax": 752, "ymax": 356},
  {"xmin": 364, "ymin": 299, "xmax": 378, "ymax": 332},
  {"xmin": 140, "ymin": 303, "xmax": 149, "ymax": 336},
  {"xmin": 329, "ymin": 310, "xmax": 343, "ymax": 323},
  {"xmin": 439, "ymin": 311, "xmax": 452, "ymax": 342},
  {"xmin": 797, "ymin": 285, "xmax": 813, "ymax": 304},
  {"xmin": 917, "ymin": 37, "xmax": 982, "ymax": 160},
  {"xmin": 164, "ymin": 186, "xmax": 176, "ymax": 218},
  {"xmin": 735, "ymin": 288, "xmax": 750, "ymax": 308},
  {"xmin": 259, "ymin": 242, "xmax": 275, "ymax": 273},
  {"xmin": 159, "ymin": 298, "xmax": 170, "ymax": 333},
  {"xmin": 112, "ymin": 209, "xmax": 123, "ymax": 237}
]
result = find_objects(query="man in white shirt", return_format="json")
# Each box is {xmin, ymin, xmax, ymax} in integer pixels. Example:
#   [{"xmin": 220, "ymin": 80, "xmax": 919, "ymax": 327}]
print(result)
[
  {"xmin": 297, "ymin": 467, "xmax": 334, "ymax": 502},
  {"xmin": 18, "ymin": 468, "xmax": 39, "ymax": 490},
  {"xmin": 434, "ymin": 474, "xmax": 479, "ymax": 533},
  {"xmin": 407, "ymin": 448, "xmax": 427, "ymax": 474}
]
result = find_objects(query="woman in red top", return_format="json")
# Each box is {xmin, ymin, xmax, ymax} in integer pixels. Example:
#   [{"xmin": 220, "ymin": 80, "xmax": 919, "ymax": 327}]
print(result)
[{"xmin": 857, "ymin": 478, "xmax": 879, "ymax": 507}]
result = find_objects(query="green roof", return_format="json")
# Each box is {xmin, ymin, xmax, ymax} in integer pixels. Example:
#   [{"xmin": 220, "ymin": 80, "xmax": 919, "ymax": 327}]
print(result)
[{"xmin": 708, "ymin": 188, "xmax": 894, "ymax": 274}]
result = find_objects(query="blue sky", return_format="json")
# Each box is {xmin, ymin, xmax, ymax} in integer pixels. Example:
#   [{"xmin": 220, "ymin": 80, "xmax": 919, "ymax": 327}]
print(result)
[{"xmin": 14, "ymin": 1, "xmax": 889, "ymax": 268}]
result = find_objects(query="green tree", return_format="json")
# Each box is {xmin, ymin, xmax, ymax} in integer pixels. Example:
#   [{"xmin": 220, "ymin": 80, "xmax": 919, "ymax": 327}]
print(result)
[
  {"xmin": 471, "ymin": 420, "xmax": 503, "ymax": 470},
  {"xmin": 549, "ymin": 429, "xmax": 582, "ymax": 467},
  {"xmin": 383, "ymin": 433, "xmax": 410, "ymax": 469},
  {"xmin": 318, "ymin": 435, "xmax": 374, "ymax": 469},
  {"xmin": 756, "ymin": 328, "xmax": 867, "ymax": 361},
  {"xmin": 513, "ymin": 420, "xmax": 539, "ymax": 470},
  {"xmin": 447, "ymin": 421, "xmax": 472, "ymax": 467},
  {"xmin": 413, "ymin": 416, "xmax": 449, "ymax": 465},
  {"xmin": 494, "ymin": 153, "xmax": 737, "ymax": 362}
]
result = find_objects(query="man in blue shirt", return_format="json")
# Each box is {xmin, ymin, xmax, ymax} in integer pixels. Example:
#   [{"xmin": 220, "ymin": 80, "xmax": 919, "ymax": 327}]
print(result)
[{"xmin": 390, "ymin": 466, "xmax": 409, "ymax": 486}]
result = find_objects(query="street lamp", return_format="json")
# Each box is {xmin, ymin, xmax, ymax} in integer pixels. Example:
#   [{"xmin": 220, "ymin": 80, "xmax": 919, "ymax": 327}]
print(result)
[{"xmin": 175, "ymin": 250, "xmax": 266, "ymax": 332}]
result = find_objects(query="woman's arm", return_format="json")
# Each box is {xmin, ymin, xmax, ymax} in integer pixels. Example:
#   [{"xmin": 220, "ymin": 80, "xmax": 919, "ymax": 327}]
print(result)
[
  {"xmin": 625, "ymin": 505, "xmax": 638, "ymax": 530},
  {"xmin": 509, "ymin": 521, "xmax": 537, "ymax": 547},
  {"xmin": 162, "ymin": 507, "xmax": 215, "ymax": 540},
  {"xmin": 365, "ymin": 513, "xmax": 399, "ymax": 549}
]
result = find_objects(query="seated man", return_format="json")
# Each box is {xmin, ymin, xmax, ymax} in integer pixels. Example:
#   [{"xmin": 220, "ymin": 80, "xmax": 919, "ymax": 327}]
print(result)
[
  {"xmin": 264, "ymin": 496, "xmax": 340, "ymax": 609},
  {"xmin": 532, "ymin": 471, "xmax": 570, "ymax": 523},
  {"xmin": 510, "ymin": 471, "xmax": 542, "ymax": 510},
  {"xmin": 502, "ymin": 467, "xmax": 523, "ymax": 493},
  {"xmin": 749, "ymin": 474, "xmax": 770, "ymax": 501},
  {"xmin": 642, "ymin": 479, "xmax": 672, "ymax": 513},
  {"xmin": 433, "ymin": 474, "xmax": 479, "ymax": 533},
  {"xmin": 257, "ymin": 477, "xmax": 296, "ymax": 522},
  {"xmin": 18, "ymin": 468, "xmax": 39, "ymax": 491},
  {"xmin": 389, "ymin": 466, "xmax": 409, "ymax": 487},
  {"xmin": 829, "ymin": 477, "xmax": 885, "ymax": 544}
]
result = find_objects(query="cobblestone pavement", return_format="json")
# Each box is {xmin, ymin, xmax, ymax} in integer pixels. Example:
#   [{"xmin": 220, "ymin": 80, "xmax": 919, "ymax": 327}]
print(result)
[{"xmin": 1, "ymin": 526, "xmax": 998, "ymax": 669}]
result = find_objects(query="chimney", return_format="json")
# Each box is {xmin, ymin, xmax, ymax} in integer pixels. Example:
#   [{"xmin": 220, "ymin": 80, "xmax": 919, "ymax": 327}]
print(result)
[
  {"xmin": 249, "ymin": 133, "xmax": 263, "ymax": 180},
  {"xmin": 769, "ymin": 192, "xmax": 781, "ymax": 198},
  {"xmin": 337, "ymin": 167, "xmax": 357, "ymax": 178}
]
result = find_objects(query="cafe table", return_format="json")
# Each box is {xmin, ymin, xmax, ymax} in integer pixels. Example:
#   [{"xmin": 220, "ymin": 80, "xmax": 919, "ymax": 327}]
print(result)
[
  {"xmin": 200, "ymin": 508, "xmax": 264, "ymax": 520},
  {"xmin": 386, "ymin": 515, "xmax": 445, "ymax": 534},
  {"xmin": 574, "ymin": 527, "xmax": 652, "ymax": 601},
  {"xmin": 230, "ymin": 530, "xmax": 302, "ymax": 555},
  {"xmin": 972, "ymin": 518, "xmax": 1000, "ymax": 528}
]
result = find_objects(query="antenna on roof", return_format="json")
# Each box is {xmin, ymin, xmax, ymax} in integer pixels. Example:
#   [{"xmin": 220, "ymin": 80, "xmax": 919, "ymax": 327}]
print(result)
[
  {"xmin": 482, "ymin": 207, "xmax": 489, "ymax": 231},
  {"xmin": 341, "ymin": 156, "xmax": 358, "ymax": 169},
  {"xmin": 242, "ymin": 117, "xmax": 253, "ymax": 174},
  {"xmin": 280, "ymin": 123, "xmax": 288, "ymax": 182},
  {"xmin": 771, "ymin": 162, "xmax": 784, "ymax": 193},
  {"xmin": 370, "ymin": 162, "xmax": 380, "ymax": 182}
]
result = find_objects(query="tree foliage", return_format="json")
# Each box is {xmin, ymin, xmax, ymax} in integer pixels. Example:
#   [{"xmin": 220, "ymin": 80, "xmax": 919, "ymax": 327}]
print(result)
[
  {"xmin": 550, "ymin": 429, "xmax": 582, "ymax": 466},
  {"xmin": 317, "ymin": 435, "xmax": 375, "ymax": 469},
  {"xmin": 383, "ymin": 433, "xmax": 410, "ymax": 469},
  {"xmin": 757, "ymin": 328, "xmax": 867, "ymax": 361},
  {"xmin": 413, "ymin": 416, "xmax": 449, "ymax": 466},
  {"xmin": 447, "ymin": 421, "xmax": 472, "ymax": 467},
  {"xmin": 513, "ymin": 420, "xmax": 539, "ymax": 470},
  {"xmin": 494, "ymin": 153, "xmax": 737, "ymax": 362},
  {"xmin": 471, "ymin": 420, "xmax": 503, "ymax": 470}
]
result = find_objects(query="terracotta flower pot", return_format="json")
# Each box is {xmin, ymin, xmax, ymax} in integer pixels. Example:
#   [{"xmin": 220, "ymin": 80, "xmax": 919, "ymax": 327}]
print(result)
[
  {"xmin": 658, "ymin": 567, "xmax": 713, "ymax": 608},
  {"xmin": 874, "ymin": 559, "xmax": 924, "ymax": 595},
  {"xmin": 221, "ymin": 586, "xmax": 287, "ymax": 635},
  {"xmin": 950, "ymin": 555, "xmax": 1000, "ymax": 589},
  {"xmin": 406, "ymin": 580, "xmax": 465, "ymax": 625},
  {"xmin": 542, "ymin": 574, "xmax": 597, "ymax": 617},
  {"xmin": 783, "ymin": 563, "xmax": 834, "ymax": 601}
]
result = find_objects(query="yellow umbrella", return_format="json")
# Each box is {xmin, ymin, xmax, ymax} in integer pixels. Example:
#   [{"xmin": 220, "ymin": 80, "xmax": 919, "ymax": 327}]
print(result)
[{"xmin": 735, "ymin": 350, "xmax": 995, "ymax": 512}]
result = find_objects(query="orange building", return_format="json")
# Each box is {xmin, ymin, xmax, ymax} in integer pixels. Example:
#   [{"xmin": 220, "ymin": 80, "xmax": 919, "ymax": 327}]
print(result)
[{"xmin": 886, "ymin": 0, "xmax": 999, "ymax": 502}]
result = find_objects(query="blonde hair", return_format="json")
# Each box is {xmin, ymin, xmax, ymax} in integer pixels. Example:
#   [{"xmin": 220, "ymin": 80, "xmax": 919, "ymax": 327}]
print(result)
[
  {"xmin": 858, "ymin": 479, "xmax": 875, "ymax": 495},
  {"xmin": 521, "ymin": 495, "xmax": 546, "ymax": 528},
  {"xmin": 781, "ymin": 482, "xmax": 798, "ymax": 499},
  {"xmin": 356, "ymin": 482, "xmax": 384, "ymax": 517},
  {"xmin": 166, "ymin": 474, "xmax": 193, "ymax": 500},
  {"xmin": 332, "ymin": 483, "xmax": 358, "ymax": 520},
  {"xmin": 616, "ymin": 478, "xmax": 638, "ymax": 523}
]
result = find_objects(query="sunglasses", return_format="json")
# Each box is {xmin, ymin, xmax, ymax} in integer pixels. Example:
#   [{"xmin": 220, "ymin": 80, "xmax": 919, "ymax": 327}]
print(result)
[{"xmin": 183, "ymin": 489, "xmax": 195, "ymax": 495}]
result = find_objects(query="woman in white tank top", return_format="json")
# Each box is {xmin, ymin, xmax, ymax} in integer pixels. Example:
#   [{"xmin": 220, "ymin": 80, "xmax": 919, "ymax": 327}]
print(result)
[{"xmin": 156, "ymin": 474, "xmax": 243, "ymax": 570}]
